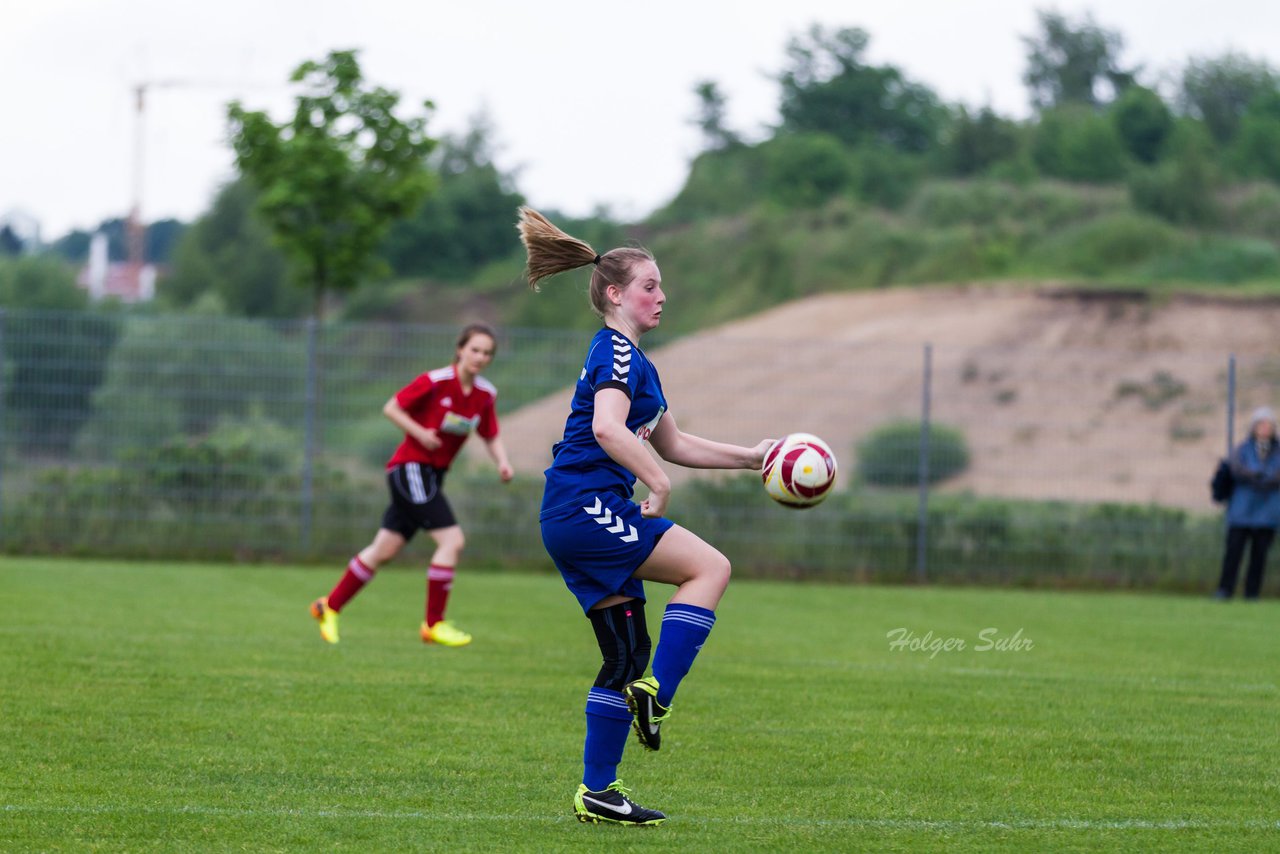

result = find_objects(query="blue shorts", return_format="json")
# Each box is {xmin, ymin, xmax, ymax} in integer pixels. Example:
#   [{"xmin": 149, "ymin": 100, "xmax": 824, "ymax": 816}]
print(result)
[{"xmin": 540, "ymin": 491, "xmax": 674, "ymax": 613}]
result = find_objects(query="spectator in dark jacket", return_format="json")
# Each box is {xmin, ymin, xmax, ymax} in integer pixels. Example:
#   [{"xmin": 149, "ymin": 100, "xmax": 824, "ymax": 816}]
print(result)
[{"xmin": 1216, "ymin": 406, "xmax": 1280, "ymax": 600}]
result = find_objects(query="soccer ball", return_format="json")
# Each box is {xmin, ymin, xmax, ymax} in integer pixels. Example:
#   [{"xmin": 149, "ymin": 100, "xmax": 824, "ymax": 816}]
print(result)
[{"xmin": 761, "ymin": 433, "xmax": 838, "ymax": 509}]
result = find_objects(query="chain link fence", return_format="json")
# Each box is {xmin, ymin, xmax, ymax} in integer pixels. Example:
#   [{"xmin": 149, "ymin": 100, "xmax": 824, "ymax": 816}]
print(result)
[{"xmin": 0, "ymin": 308, "xmax": 1267, "ymax": 592}]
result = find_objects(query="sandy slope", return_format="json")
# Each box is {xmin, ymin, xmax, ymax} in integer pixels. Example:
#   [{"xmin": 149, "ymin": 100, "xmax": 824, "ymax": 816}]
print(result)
[{"xmin": 491, "ymin": 285, "xmax": 1280, "ymax": 511}]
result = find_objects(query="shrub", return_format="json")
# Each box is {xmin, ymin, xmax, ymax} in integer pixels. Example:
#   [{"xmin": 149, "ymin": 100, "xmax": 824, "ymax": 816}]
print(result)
[
  {"xmin": 857, "ymin": 421, "xmax": 970, "ymax": 486},
  {"xmin": 1136, "ymin": 237, "xmax": 1280, "ymax": 284},
  {"xmin": 1027, "ymin": 212, "xmax": 1180, "ymax": 276},
  {"xmin": 1222, "ymin": 182, "xmax": 1280, "ymax": 240},
  {"xmin": 762, "ymin": 133, "xmax": 854, "ymax": 209},
  {"xmin": 1033, "ymin": 105, "xmax": 1130, "ymax": 183}
]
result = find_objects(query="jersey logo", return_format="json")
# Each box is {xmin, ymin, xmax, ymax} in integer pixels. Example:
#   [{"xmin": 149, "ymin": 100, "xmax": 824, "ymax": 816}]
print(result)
[
  {"xmin": 636, "ymin": 405, "xmax": 664, "ymax": 443},
  {"xmin": 440, "ymin": 396, "xmax": 453, "ymax": 407},
  {"xmin": 583, "ymin": 496, "xmax": 639, "ymax": 543},
  {"xmin": 440, "ymin": 411, "xmax": 479, "ymax": 436},
  {"xmin": 610, "ymin": 334, "xmax": 632, "ymax": 383}
]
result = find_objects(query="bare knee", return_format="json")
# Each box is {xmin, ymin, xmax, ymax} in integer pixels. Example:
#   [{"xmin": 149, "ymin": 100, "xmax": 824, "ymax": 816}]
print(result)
[
  {"xmin": 361, "ymin": 530, "xmax": 405, "ymax": 568},
  {"xmin": 431, "ymin": 527, "xmax": 465, "ymax": 564},
  {"xmin": 683, "ymin": 549, "xmax": 730, "ymax": 591},
  {"xmin": 705, "ymin": 552, "xmax": 732, "ymax": 591}
]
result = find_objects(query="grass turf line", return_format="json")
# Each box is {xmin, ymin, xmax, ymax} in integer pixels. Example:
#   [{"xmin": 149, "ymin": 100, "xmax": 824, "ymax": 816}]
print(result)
[{"xmin": 0, "ymin": 557, "xmax": 1275, "ymax": 853}]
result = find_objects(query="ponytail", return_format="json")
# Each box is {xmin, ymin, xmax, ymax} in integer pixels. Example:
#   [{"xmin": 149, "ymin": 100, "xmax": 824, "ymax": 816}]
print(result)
[{"xmin": 515, "ymin": 206, "xmax": 655, "ymax": 318}]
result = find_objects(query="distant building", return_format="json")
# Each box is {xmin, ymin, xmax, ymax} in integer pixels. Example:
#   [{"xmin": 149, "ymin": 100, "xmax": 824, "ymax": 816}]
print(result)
[{"xmin": 76, "ymin": 233, "xmax": 156, "ymax": 302}]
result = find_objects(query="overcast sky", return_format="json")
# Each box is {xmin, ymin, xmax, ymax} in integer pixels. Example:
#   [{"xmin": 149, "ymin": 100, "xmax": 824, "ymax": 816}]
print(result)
[{"xmin": 5, "ymin": 0, "xmax": 1280, "ymax": 240}]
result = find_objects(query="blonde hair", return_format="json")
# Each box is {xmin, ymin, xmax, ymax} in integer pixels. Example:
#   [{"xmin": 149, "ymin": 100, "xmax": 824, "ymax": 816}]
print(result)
[{"xmin": 516, "ymin": 206, "xmax": 654, "ymax": 318}]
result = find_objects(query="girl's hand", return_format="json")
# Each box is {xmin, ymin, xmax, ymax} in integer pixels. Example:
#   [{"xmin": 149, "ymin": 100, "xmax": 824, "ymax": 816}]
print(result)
[
  {"xmin": 498, "ymin": 463, "xmax": 514, "ymax": 482},
  {"xmin": 640, "ymin": 481, "xmax": 671, "ymax": 518},
  {"xmin": 418, "ymin": 428, "xmax": 442, "ymax": 450},
  {"xmin": 749, "ymin": 438, "xmax": 779, "ymax": 469}
]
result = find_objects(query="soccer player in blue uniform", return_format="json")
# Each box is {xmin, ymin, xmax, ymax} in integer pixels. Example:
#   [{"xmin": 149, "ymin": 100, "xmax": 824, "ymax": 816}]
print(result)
[{"xmin": 517, "ymin": 207, "xmax": 774, "ymax": 826}]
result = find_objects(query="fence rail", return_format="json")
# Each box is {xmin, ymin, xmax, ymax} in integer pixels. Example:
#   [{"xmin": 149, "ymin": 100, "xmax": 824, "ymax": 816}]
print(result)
[{"xmin": 0, "ymin": 308, "xmax": 1267, "ymax": 593}]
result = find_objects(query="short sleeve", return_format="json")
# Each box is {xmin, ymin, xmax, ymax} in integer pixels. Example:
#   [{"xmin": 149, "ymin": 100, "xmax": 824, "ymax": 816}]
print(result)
[
  {"xmin": 395, "ymin": 373, "xmax": 435, "ymax": 409},
  {"xmin": 584, "ymin": 331, "xmax": 635, "ymax": 398}
]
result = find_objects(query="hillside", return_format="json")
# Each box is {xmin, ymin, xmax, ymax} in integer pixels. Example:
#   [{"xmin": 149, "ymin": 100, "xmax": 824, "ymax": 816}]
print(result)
[{"xmin": 494, "ymin": 285, "xmax": 1280, "ymax": 512}]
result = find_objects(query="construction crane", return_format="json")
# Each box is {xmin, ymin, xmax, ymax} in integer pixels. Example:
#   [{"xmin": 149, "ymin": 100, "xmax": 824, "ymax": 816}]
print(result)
[{"xmin": 126, "ymin": 77, "xmax": 274, "ymax": 270}]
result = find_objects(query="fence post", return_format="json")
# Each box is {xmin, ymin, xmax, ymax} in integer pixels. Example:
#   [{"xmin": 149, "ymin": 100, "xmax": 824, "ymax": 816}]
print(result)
[
  {"xmin": 1226, "ymin": 354, "xmax": 1236, "ymax": 457},
  {"xmin": 916, "ymin": 342, "xmax": 932, "ymax": 583},
  {"xmin": 0, "ymin": 309, "xmax": 6, "ymax": 544},
  {"xmin": 301, "ymin": 317, "xmax": 318, "ymax": 553}
]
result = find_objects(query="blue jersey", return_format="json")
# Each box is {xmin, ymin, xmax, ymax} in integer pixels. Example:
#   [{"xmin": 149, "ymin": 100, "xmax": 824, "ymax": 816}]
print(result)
[{"xmin": 541, "ymin": 327, "xmax": 667, "ymax": 514}]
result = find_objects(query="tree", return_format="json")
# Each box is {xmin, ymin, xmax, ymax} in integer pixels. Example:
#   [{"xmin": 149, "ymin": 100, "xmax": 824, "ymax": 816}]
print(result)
[
  {"xmin": 160, "ymin": 178, "xmax": 305, "ymax": 318},
  {"xmin": 1179, "ymin": 52, "xmax": 1279, "ymax": 146},
  {"xmin": 1022, "ymin": 10, "xmax": 1136, "ymax": 111},
  {"xmin": 51, "ymin": 219, "xmax": 125, "ymax": 263},
  {"xmin": 762, "ymin": 133, "xmax": 852, "ymax": 208},
  {"xmin": 1129, "ymin": 121, "xmax": 1219, "ymax": 227},
  {"xmin": 777, "ymin": 25, "xmax": 945, "ymax": 153},
  {"xmin": 50, "ymin": 217, "xmax": 185, "ymax": 264},
  {"xmin": 380, "ymin": 112, "xmax": 524, "ymax": 281},
  {"xmin": 0, "ymin": 226, "xmax": 22, "ymax": 256},
  {"xmin": 227, "ymin": 49, "xmax": 437, "ymax": 318},
  {"xmin": 1110, "ymin": 85, "xmax": 1174, "ymax": 164},
  {"xmin": 939, "ymin": 107, "xmax": 1023, "ymax": 176},
  {"xmin": 1032, "ymin": 105, "xmax": 1129, "ymax": 182},
  {"xmin": 0, "ymin": 256, "xmax": 121, "ymax": 454},
  {"xmin": 0, "ymin": 254, "xmax": 86, "ymax": 310},
  {"xmin": 691, "ymin": 80, "xmax": 740, "ymax": 151},
  {"xmin": 1229, "ymin": 90, "xmax": 1280, "ymax": 182}
]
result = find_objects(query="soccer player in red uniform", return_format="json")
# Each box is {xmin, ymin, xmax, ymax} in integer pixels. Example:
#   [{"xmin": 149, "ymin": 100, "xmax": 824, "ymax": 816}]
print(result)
[{"xmin": 310, "ymin": 323, "xmax": 514, "ymax": 646}]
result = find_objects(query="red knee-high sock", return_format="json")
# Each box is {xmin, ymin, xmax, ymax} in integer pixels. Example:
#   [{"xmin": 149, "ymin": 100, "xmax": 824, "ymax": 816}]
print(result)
[
  {"xmin": 426, "ymin": 564, "xmax": 455, "ymax": 627},
  {"xmin": 328, "ymin": 556, "xmax": 375, "ymax": 612}
]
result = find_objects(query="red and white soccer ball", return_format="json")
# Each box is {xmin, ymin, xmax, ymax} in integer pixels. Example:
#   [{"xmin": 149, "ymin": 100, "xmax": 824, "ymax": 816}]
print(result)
[{"xmin": 761, "ymin": 433, "xmax": 838, "ymax": 509}]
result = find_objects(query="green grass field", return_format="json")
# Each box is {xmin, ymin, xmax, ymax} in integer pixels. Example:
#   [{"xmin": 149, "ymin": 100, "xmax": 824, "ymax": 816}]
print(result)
[{"xmin": 1, "ymin": 557, "xmax": 1276, "ymax": 853}]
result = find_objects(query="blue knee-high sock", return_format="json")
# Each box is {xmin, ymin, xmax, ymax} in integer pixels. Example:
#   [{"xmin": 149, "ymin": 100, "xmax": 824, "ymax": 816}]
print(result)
[
  {"xmin": 651, "ymin": 603, "xmax": 716, "ymax": 707},
  {"xmin": 583, "ymin": 687, "xmax": 632, "ymax": 791}
]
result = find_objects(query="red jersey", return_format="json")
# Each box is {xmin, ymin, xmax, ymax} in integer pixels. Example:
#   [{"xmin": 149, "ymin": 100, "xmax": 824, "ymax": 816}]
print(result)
[{"xmin": 385, "ymin": 365, "xmax": 499, "ymax": 471}]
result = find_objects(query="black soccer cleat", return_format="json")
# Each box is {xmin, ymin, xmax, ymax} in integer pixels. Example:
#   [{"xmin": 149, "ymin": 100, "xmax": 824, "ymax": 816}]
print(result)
[
  {"xmin": 574, "ymin": 780, "xmax": 666, "ymax": 826},
  {"xmin": 624, "ymin": 676, "xmax": 671, "ymax": 752}
]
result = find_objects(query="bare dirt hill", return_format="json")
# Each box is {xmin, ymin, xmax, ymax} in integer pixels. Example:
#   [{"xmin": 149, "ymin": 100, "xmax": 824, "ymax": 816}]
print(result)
[{"xmin": 493, "ymin": 286, "xmax": 1280, "ymax": 511}]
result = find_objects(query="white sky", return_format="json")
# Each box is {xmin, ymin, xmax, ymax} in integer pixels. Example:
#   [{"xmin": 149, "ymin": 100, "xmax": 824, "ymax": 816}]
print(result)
[{"xmin": 4, "ymin": 0, "xmax": 1280, "ymax": 240}]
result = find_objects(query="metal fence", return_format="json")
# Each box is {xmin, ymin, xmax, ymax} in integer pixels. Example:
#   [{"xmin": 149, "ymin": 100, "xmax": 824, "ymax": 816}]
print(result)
[{"xmin": 0, "ymin": 308, "xmax": 1269, "ymax": 592}]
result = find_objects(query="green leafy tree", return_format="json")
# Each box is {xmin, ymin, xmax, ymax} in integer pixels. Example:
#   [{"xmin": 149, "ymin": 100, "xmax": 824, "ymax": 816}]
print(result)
[
  {"xmin": 160, "ymin": 179, "xmax": 304, "ymax": 317},
  {"xmin": 1033, "ymin": 105, "xmax": 1129, "ymax": 182},
  {"xmin": 0, "ymin": 256, "xmax": 121, "ymax": 453},
  {"xmin": 0, "ymin": 227, "xmax": 22, "ymax": 256},
  {"xmin": 649, "ymin": 144, "xmax": 768, "ymax": 225},
  {"xmin": 1229, "ymin": 90, "xmax": 1280, "ymax": 181},
  {"xmin": 51, "ymin": 219, "xmax": 125, "ymax": 263},
  {"xmin": 380, "ymin": 113, "xmax": 524, "ymax": 281},
  {"xmin": 1110, "ymin": 85, "xmax": 1174, "ymax": 164},
  {"xmin": 1129, "ymin": 121, "xmax": 1220, "ymax": 227},
  {"xmin": 0, "ymin": 254, "xmax": 86, "ymax": 310},
  {"xmin": 145, "ymin": 220, "xmax": 187, "ymax": 265},
  {"xmin": 1179, "ymin": 52, "xmax": 1278, "ymax": 145},
  {"xmin": 777, "ymin": 25, "xmax": 945, "ymax": 153},
  {"xmin": 938, "ymin": 107, "xmax": 1023, "ymax": 176},
  {"xmin": 691, "ymin": 80, "xmax": 741, "ymax": 151},
  {"xmin": 50, "ymin": 217, "xmax": 185, "ymax": 264},
  {"xmin": 227, "ymin": 49, "xmax": 437, "ymax": 318},
  {"xmin": 762, "ymin": 133, "xmax": 852, "ymax": 208},
  {"xmin": 1022, "ymin": 10, "xmax": 1136, "ymax": 110}
]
